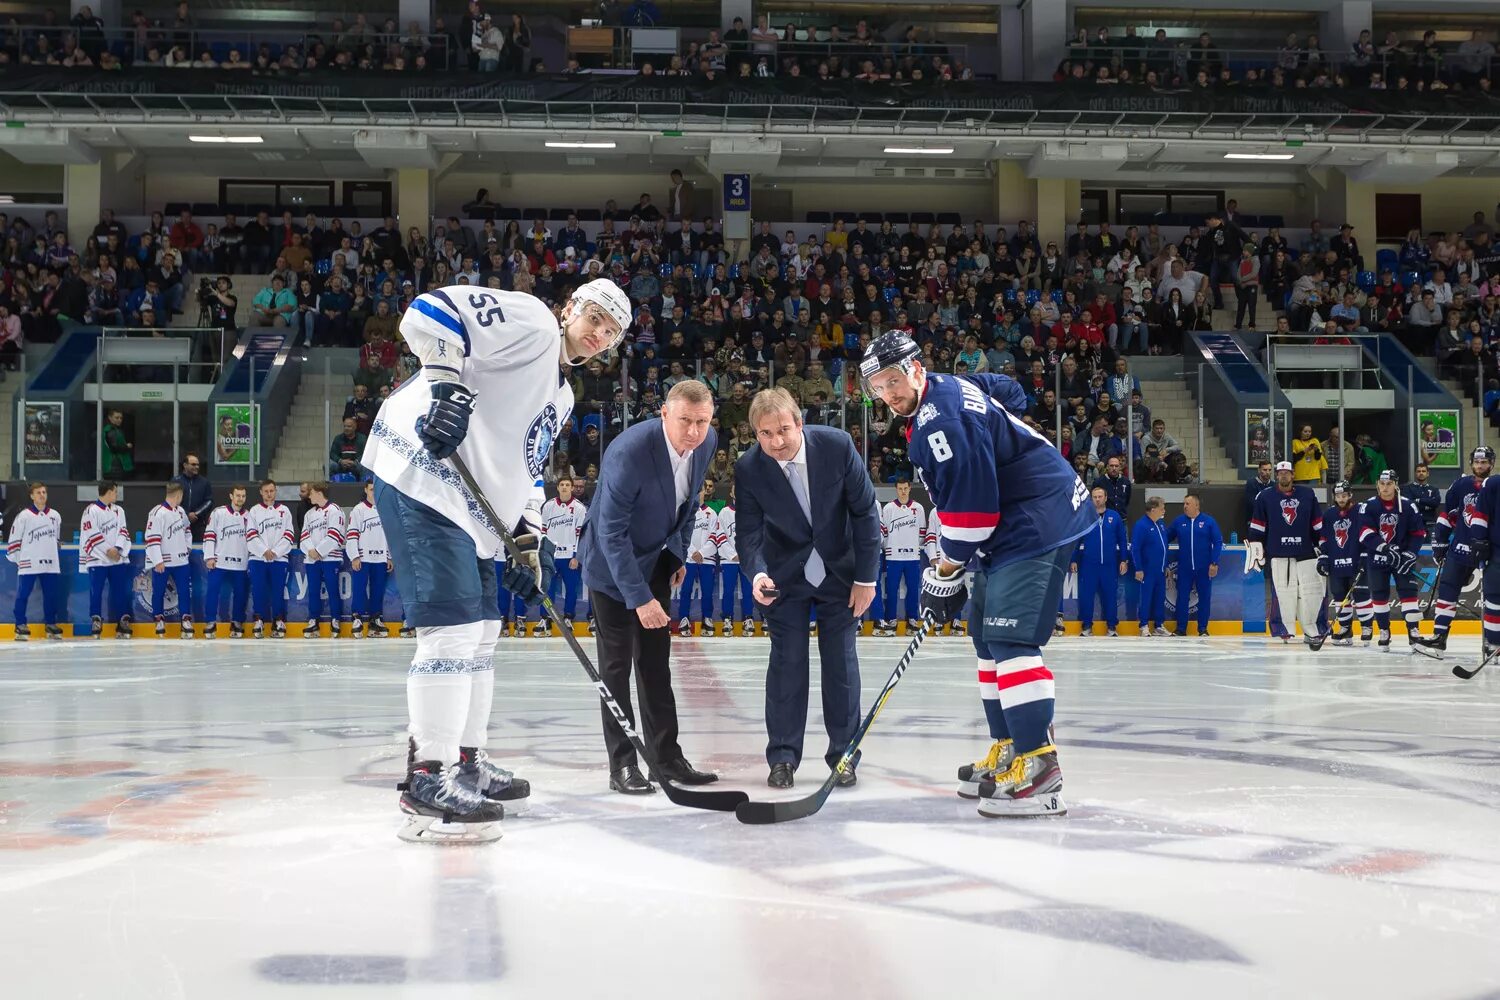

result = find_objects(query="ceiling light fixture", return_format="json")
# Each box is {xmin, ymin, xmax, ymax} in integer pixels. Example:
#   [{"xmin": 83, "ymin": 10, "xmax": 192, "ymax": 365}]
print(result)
[
  {"xmin": 188, "ymin": 135, "xmax": 264, "ymax": 144},
  {"xmin": 1223, "ymin": 152, "xmax": 1294, "ymax": 161},
  {"xmin": 545, "ymin": 141, "xmax": 617, "ymax": 149},
  {"xmin": 884, "ymin": 146, "xmax": 954, "ymax": 155}
]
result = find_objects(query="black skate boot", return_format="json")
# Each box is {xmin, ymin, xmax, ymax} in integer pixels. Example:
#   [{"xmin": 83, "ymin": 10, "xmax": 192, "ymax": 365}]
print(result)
[
  {"xmin": 873, "ymin": 619, "xmax": 895, "ymax": 637},
  {"xmin": 586, "ymin": 617, "xmax": 597, "ymax": 637},
  {"xmin": 563, "ymin": 617, "xmax": 575, "ymax": 636},
  {"xmin": 397, "ymin": 761, "xmax": 505, "ymax": 844},
  {"xmin": 399, "ymin": 624, "xmax": 416, "ymax": 638},
  {"xmin": 154, "ymin": 617, "xmax": 166, "ymax": 638},
  {"xmin": 458, "ymin": 745, "xmax": 532, "ymax": 816},
  {"xmin": 46, "ymin": 624, "xmax": 65, "ymax": 641},
  {"xmin": 956, "ymin": 739, "xmax": 1015, "ymax": 799},
  {"xmin": 676, "ymin": 616, "xmax": 692, "ymax": 637},
  {"xmin": 13, "ymin": 625, "xmax": 28, "ymax": 642},
  {"xmin": 302, "ymin": 619, "xmax": 318, "ymax": 638},
  {"xmin": 1307, "ymin": 632, "xmax": 1326, "ymax": 652},
  {"xmin": 91, "ymin": 615, "xmax": 104, "ymax": 639},
  {"xmin": 1330, "ymin": 625, "xmax": 1353, "ymax": 647},
  {"xmin": 229, "ymin": 624, "xmax": 246, "ymax": 639},
  {"xmin": 203, "ymin": 622, "xmax": 218, "ymax": 640},
  {"xmin": 351, "ymin": 617, "xmax": 364, "ymax": 639},
  {"xmin": 1411, "ymin": 630, "xmax": 1447, "ymax": 659},
  {"xmin": 116, "ymin": 616, "xmax": 133, "ymax": 639}
]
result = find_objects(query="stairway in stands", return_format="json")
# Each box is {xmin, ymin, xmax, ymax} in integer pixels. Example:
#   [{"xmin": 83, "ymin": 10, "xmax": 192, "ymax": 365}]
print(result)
[
  {"xmin": 0, "ymin": 367, "xmax": 19, "ymax": 479},
  {"xmin": 268, "ymin": 365, "xmax": 348, "ymax": 485},
  {"xmin": 1138, "ymin": 378, "xmax": 1240, "ymax": 485}
]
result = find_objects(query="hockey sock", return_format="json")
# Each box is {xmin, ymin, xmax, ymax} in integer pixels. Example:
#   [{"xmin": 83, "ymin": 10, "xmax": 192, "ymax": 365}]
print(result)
[
  {"xmin": 460, "ymin": 619, "xmax": 501, "ymax": 749},
  {"xmin": 975, "ymin": 658, "xmax": 1010, "ymax": 741},
  {"xmin": 407, "ymin": 621, "xmax": 485, "ymax": 765},
  {"xmin": 1372, "ymin": 600, "xmax": 1391, "ymax": 631},
  {"xmin": 991, "ymin": 645, "xmax": 1054, "ymax": 754},
  {"xmin": 1484, "ymin": 600, "xmax": 1500, "ymax": 648},
  {"xmin": 1432, "ymin": 599, "xmax": 1457, "ymax": 636},
  {"xmin": 1400, "ymin": 598, "xmax": 1421, "ymax": 636}
]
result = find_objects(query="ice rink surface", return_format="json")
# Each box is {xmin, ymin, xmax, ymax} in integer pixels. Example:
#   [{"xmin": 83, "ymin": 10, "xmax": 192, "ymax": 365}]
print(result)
[{"xmin": 2, "ymin": 633, "xmax": 1499, "ymax": 1000}]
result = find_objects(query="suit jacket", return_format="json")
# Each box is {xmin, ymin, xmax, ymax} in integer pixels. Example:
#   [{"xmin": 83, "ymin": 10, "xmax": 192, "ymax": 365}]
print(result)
[
  {"xmin": 734, "ymin": 424, "xmax": 881, "ymax": 591},
  {"xmin": 579, "ymin": 418, "xmax": 716, "ymax": 608}
]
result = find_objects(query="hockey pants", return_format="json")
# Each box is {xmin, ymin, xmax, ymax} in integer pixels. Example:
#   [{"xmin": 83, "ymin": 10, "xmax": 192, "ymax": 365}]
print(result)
[
  {"xmin": 248, "ymin": 560, "xmax": 288, "ymax": 622},
  {"xmin": 884, "ymin": 559, "xmax": 922, "ymax": 620},
  {"xmin": 204, "ymin": 568, "xmax": 249, "ymax": 625},
  {"xmin": 1075, "ymin": 562, "xmax": 1119, "ymax": 630},
  {"xmin": 1328, "ymin": 572, "xmax": 1372, "ymax": 635},
  {"xmin": 151, "ymin": 564, "xmax": 193, "ymax": 621},
  {"xmin": 1361, "ymin": 559, "xmax": 1419, "ymax": 635},
  {"xmin": 88, "ymin": 563, "xmax": 134, "ymax": 622},
  {"xmin": 1270, "ymin": 556, "xmax": 1325, "ymax": 638},
  {"xmin": 675, "ymin": 562, "xmax": 716, "ymax": 621},
  {"xmin": 14, "ymin": 573, "xmax": 64, "ymax": 627},
  {"xmin": 305, "ymin": 561, "xmax": 343, "ymax": 623},
  {"xmin": 352, "ymin": 562, "xmax": 390, "ymax": 622}
]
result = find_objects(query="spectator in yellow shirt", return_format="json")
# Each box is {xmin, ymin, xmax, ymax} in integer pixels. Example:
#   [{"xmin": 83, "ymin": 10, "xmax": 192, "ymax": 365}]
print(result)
[{"xmin": 1291, "ymin": 425, "xmax": 1328, "ymax": 484}]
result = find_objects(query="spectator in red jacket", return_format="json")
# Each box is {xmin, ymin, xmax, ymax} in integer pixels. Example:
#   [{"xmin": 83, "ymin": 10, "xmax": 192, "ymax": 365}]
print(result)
[
  {"xmin": 169, "ymin": 209, "xmax": 206, "ymax": 272},
  {"xmin": 1075, "ymin": 309, "xmax": 1105, "ymax": 348}
]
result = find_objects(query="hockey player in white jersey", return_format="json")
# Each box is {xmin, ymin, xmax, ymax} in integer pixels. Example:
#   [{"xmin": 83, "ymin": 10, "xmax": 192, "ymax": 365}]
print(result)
[
  {"xmin": 711, "ymin": 483, "xmax": 757, "ymax": 636},
  {"xmin": 876, "ymin": 479, "xmax": 928, "ymax": 636},
  {"xmin": 299, "ymin": 482, "xmax": 346, "ymax": 638},
  {"xmin": 202, "ymin": 485, "xmax": 251, "ymax": 638},
  {"xmin": 9, "ymin": 482, "xmax": 65, "ymax": 640},
  {"xmin": 347, "ymin": 481, "xmax": 393, "ymax": 638},
  {"xmin": 145, "ymin": 481, "xmax": 194, "ymax": 639},
  {"xmin": 676, "ymin": 480, "xmax": 718, "ymax": 636},
  {"xmin": 246, "ymin": 479, "xmax": 295, "ymax": 637},
  {"xmin": 539, "ymin": 477, "xmax": 587, "ymax": 636},
  {"xmin": 362, "ymin": 277, "xmax": 630, "ymax": 842},
  {"xmin": 80, "ymin": 480, "xmax": 133, "ymax": 639}
]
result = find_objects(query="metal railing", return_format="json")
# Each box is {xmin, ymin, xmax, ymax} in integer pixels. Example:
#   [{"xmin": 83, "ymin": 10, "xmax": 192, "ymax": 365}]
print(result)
[{"xmin": 1061, "ymin": 40, "xmax": 1498, "ymax": 84}]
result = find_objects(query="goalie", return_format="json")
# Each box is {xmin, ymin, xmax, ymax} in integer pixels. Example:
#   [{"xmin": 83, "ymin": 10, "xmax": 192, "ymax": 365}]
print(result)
[{"xmin": 1247, "ymin": 461, "xmax": 1326, "ymax": 649}]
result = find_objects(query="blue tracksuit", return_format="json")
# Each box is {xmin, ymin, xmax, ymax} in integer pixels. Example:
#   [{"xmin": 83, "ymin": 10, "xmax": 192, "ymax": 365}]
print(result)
[
  {"xmin": 718, "ymin": 563, "xmax": 755, "ymax": 623},
  {"xmin": 1131, "ymin": 515, "xmax": 1170, "ymax": 629},
  {"xmin": 1167, "ymin": 512, "xmax": 1223, "ymax": 634},
  {"xmin": 1073, "ymin": 507, "xmax": 1127, "ymax": 630},
  {"xmin": 884, "ymin": 558, "xmax": 923, "ymax": 620},
  {"xmin": 549, "ymin": 559, "xmax": 583, "ymax": 618}
]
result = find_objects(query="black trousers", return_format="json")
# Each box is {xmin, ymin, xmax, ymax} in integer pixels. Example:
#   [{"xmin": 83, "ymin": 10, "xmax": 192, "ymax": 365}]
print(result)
[
  {"xmin": 763, "ymin": 577, "xmax": 861, "ymax": 770},
  {"xmin": 591, "ymin": 551, "xmax": 686, "ymax": 771}
]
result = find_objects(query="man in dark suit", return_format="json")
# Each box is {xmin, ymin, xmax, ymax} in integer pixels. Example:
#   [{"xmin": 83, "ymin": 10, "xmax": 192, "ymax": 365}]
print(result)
[
  {"xmin": 578, "ymin": 380, "xmax": 720, "ymax": 794},
  {"xmin": 736, "ymin": 387, "xmax": 881, "ymax": 788}
]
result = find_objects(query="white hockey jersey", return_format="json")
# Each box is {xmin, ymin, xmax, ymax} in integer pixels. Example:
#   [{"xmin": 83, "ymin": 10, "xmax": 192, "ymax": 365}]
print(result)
[
  {"xmin": 711, "ymin": 505, "xmax": 738, "ymax": 563},
  {"xmin": 924, "ymin": 507, "xmax": 940, "ymax": 562},
  {"xmin": 347, "ymin": 501, "xmax": 389, "ymax": 563},
  {"xmin": 246, "ymin": 502, "xmax": 295, "ymax": 562},
  {"xmin": 539, "ymin": 497, "xmax": 586, "ymax": 558},
  {"xmin": 7, "ymin": 505, "xmax": 62, "ymax": 576},
  {"xmin": 688, "ymin": 504, "xmax": 715, "ymax": 562},
  {"xmin": 362, "ymin": 286, "xmax": 576, "ymax": 560},
  {"xmin": 300, "ymin": 502, "xmax": 346, "ymax": 563},
  {"xmin": 79, "ymin": 500, "xmax": 130, "ymax": 570},
  {"xmin": 145, "ymin": 502, "xmax": 192, "ymax": 568},
  {"xmin": 881, "ymin": 499, "xmax": 928, "ymax": 561},
  {"xmin": 203, "ymin": 505, "xmax": 250, "ymax": 570}
]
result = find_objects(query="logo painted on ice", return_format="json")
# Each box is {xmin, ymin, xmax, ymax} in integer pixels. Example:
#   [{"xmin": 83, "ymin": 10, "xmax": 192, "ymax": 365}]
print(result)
[
  {"xmin": 915, "ymin": 402, "xmax": 939, "ymax": 428},
  {"xmin": 524, "ymin": 404, "xmax": 559, "ymax": 480},
  {"xmin": 1279, "ymin": 497, "xmax": 1300, "ymax": 525}
]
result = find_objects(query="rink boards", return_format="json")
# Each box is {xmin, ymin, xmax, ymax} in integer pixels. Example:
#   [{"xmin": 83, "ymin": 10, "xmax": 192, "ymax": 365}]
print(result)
[{"xmin": 0, "ymin": 544, "xmax": 1479, "ymax": 637}]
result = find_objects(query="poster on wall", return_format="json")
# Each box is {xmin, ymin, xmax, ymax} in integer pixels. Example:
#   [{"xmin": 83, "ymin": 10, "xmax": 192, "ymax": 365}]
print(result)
[
  {"xmin": 23, "ymin": 402, "xmax": 63, "ymax": 463},
  {"xmin": 1244, "ymin": 408, "xmax": 1288, "ymax": 468},
  {"xmin": 1415, "ymin": 410, "xmax": 1460, "ymax": 469},
  {"xmin": 213, "ymin": 403, "xmax": 259, "ymax": 465}
]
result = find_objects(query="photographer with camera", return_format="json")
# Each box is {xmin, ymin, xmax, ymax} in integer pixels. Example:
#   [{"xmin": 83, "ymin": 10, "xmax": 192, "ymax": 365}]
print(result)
[
  {"xmin": 202, "ymin": 275, "xmax": 238, "ymax": 331},
  {"xmin": 1291, "ymin": 424, "xmax": 1328, "ymax": 485}
]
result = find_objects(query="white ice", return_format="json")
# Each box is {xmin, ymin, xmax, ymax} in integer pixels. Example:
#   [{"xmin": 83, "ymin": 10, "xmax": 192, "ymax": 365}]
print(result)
[{"xmin": 2, "ymin": 634, "xmax": 1499, "ymax": 999}]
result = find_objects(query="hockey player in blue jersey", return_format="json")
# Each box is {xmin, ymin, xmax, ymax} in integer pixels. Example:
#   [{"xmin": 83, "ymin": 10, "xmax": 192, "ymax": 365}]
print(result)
[
  {"xmin": 861, "ymin": 332, "xmax": 1094, "ymax": 818},
  {"xmin": 1413, "ymin": 446, "xmax": 1493, "ymax": 658},
  {"xmin": 1357, "ymin": 471, "xmax": 1427, "ymax": 652},
  {"xmin": 1247, "ymin": 460, "xmax": 1326, "ymax": 649},
  {"xmin": 1320, "ymin": 481, "xmax": 1371, "ymax": 647},
  {"xmin": 1071, "ymin": 484, "xmax": 1127, "ymax": 637},
  {"xmin": 1462, "ymin": 469, "xmax": 1500, "ymax": 663}
]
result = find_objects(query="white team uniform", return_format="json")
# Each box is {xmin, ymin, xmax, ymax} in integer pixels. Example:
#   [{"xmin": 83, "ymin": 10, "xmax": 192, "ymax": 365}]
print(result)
[
  {"xmin": 8, "ymin": 506, "xmax": 63, "ymax": 575},
  {"xmin": 539, "ymin": 497, "xmax": 587, "ymax": 559},
  {"xmin": 688, "ymin": 505, "xmax": 715, "ymax": 562},
  {"xmin": 79, "ymin": 501, "xmax": 130, "ymax": 569},
  {"xmin": 300, "ymin": 503, "xmax": 346, "ymax": 562},
  {"xmin": 881, "ymin": 500, "xmax": 927, "ymax": 560},
  {"xmin": 712, "ymin": 506, "xmax": 738, "ymax": 563},
  {"xmin": 203, "ymin": 506, "xmax": 250, "ymax": 569},
  {"xmin": 924, "ymin": 508, "xmax": 940, "ymax": 562},
  {"xmin": 362, "ymin": 287, "xmax": 575, "ymax": 558},
  {"xmin": 246, "ymin": 502, "xmax": 295, "ymax": 561},
  {"xmin": 347, "ymin": 501, "xmax": 389, "ymax": 564},
  {"xmin": 145, "ymin": 504, "xmax": 192, "ymax": 567}
]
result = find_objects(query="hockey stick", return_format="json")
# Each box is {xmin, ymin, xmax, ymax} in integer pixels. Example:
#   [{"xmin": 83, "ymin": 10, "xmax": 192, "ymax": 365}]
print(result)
[
  {"xmin": 449, "ymin": 454, "xmax": 748, "ymax": 813},
  {"xmin": 735, "ymin": 610, "xmax": 933, "ymax": 825},
  {"xmin": 1419, "ymin": 557, "xmax": 1444, "ymax": 615},
  {"xmin": 1453, "ymin": 643, "xmax": 1500, "ymax": 680}
]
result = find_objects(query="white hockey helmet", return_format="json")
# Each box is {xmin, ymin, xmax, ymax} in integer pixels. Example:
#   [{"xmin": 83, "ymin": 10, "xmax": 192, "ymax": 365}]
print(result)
[{"xmin": 569, "ymin": 278, "xmax": 633, "ymax": 347}]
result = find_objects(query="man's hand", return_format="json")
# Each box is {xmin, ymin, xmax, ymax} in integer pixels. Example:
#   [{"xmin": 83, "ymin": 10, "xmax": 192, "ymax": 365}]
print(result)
[
  {"xmin": 753, "ymin": 574, "xmax": 779, "ymax": 605},
  {"xmin": 502, "ymin": 532, "xmax": 555, "ymax": 604},
  {"xmin": 307, "ymin": 549, "xmax": 322, "ymax": 563},
  {"xmin": 1134, "ymin": 570, "xmax": 1144, "ymax": 582},
  {"xmin": 188, "ymin": 512, "xmax": 199, "ymax": 523},
  {"xmin": 1118, "ymin": 560, "xmax": 1128, "ymax": 575},
  {"xmin": 635, "ymin": 598, "xmax": 670, "ymax": 629},
  {"xmin": 386, "ymin": 559, "xmax": 394, "ymax": 571},
  {"xmin": 849, "ymin": 582, "xmax": 875, "ymax": 617},
  {"xmin": 351, "ymin": 557, "xmax": 363, "ymax": 571},
  {"xmin": 416, "ymin": 380, "xmax": 477, "ymax": 460},
  {"xmin": 671, "ymin": 565, "xmax": 687, "ymax": 588},
  {"xmin": 206, "ymin": 558, "xmax": 217, "ymax": 570},
  {"xmin": 1069, "ymin": 562, "xmax": 1078, "ymax": 574},
  {"xmin": 1208, "ymin": 564, "xmax": 1219, "ymax": 578},
  {"xmin": 690, "ymin": 551, "xmax": 702, "ymax": 563},
  {"xmin": 263, "ymin": 550, "xmax": 277, "ymax": 561},
  {"xmin": 105, "ymin": 547, "xmax": 121, "ymax": 563},
  {"xmin": 569, "ymin": 557, "xmax": 579, "ymax": 570},
  {"xmin": 153, "ymin": 563, "xmax": 165, "ymax": 574}
]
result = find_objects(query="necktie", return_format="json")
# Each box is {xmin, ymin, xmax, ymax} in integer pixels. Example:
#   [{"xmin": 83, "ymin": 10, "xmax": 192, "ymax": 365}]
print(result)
[{"xmin": 783, "ymin": 460, "xmax": 826, "ymax": 586}]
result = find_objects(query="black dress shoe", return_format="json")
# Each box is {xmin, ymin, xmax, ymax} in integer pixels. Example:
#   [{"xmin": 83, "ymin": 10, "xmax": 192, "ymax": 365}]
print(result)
[
  {"xmin": 834, "ymin": 767, "xmax": 857, "ymax": 788},
  {"xmin": 657, "ymin": 757, "xmax": 718, "ymax": 785},
  {"xmin": 767, "ymin": 762, "xmax": 794, "ymax": 788},
  {"xmin": 608, "ymin": 765, "xmax": 655, "ymax": 794}
]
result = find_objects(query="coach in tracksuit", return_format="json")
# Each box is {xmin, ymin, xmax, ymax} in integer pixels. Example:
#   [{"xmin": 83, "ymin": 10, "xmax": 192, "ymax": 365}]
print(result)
[
  {"xmin": 1167, "ymin": 494, "xmax": 1223, "ymax": 636},
  {"xmin": 1070, "ymin": 484, "xmax": 1127, "ymax": 635},
  {"xmin": 1131, "ymin": 496, "xmax": 1170, "ymax": 635}
]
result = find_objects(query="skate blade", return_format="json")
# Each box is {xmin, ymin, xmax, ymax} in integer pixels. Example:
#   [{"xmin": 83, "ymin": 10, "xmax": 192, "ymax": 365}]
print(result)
[
  {"xmin": 397, "ymin": 813, "xmax": 503, "ymax": 844},
  {"xmin": 1410, "ymin": 644, "xmax": 1443, "ymax": 660},
  {"xmin": 977, "ymin": 791, "xmax": 1067, "ymax": 818},
  {"xmin": 489, "ymin": 794, "xmax": 530, "ymax": 817}
]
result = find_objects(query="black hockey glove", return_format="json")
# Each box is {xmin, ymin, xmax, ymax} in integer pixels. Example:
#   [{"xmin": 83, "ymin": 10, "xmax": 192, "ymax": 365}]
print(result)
[
  {"xmin": 919, "ymin": 565, "xmax": 967, "ymax": 628},
  {"xmin": 1316, "ymin": 554, "xmax": 1329, "ymax": 577},
  {"xmin": 1392, "ymin": 548, "xmax": 1417, "ymax": 577},
  {"xmin": 1432, "ymin": 540, "xmax": 1449, "ymax": 563},
  {"xmin": 503, "ymin": 533, "xmax": 556, "ymax": 605},
  {"xmin": 415, "ymin": 380, "xmax": 477, "ymax": 460},
  {"xmin": 1472, "ymin": 538, "xmax": 1492, "ymax": 566},
  {"xmin": 1372, "ymin": 542, "xmax": 1394, "ymax": 569}
]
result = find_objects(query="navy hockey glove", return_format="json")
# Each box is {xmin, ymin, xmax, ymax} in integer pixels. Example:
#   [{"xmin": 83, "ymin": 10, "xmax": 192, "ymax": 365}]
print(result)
[
  {"xmin": 919, "ymin": 566, "xmax": 967, "ymax": 627},
  {"xmin": 1472, "ymin": 538, "xmax": 1492, "ymax": 566},
  {"xmin": 502, "ymin": 533, "xmax": 555, "ymax": 605},
  {"xmin": 1431, "ymin": 540, "xmax": 1449, "ymax": 562},
  {"xmin": 415, "ymin": 381, "xmax": 477, "ymax": 460},
  {"xmin": 1392, "ymin": 548, "xmax": 1417, "ymax": 577},
  {"xmin": 1316, "ymin": 554, "xmax": 1329, "ymax": 577},
  {"xmin": 1372, "ymin": 542, "xmax": 1394, "ymax": 569}
]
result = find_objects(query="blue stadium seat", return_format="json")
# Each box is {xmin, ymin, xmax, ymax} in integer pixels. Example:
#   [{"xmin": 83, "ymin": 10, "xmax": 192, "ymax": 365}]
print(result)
[
  {"xmin": 1003, "ymin": 287, "xmax": 1018, "ymax": 303},
  {"xmin": 1376, "ymin": 249, "xmax": 1399, "ymax": 274},
  {"xmin": 548, "ymin": 208, "xmax": 573, "ymax": 221},
  {"xmin": 1025, "ymin": 289, "xmax": 1040, "ymax": 306},
  {"xmin": 728, "ymin": 264, "xmax": 741, "ymax": 279},
  {"xmin": 911, "ymin": 212, "xmax": 935, "ymax": 225},
  {"xmin": 659, "ymin": 263, "xmax": 672, "ymax": 278},
  {"xmin": 1050, "ymin": 289, "xmax": 1064, "ymax": 304},
  {"xmin": 523, "ymin": 207, "xmax": 548, "ymax": 221},
  {"xmin": 315, "ymin": 259, "xmax": 332, "ymax": 275},
  {"xmin": 882, "ymin": 286, "xmax": 897, "ymax": 306},
  {"xmin": 1356, "ymin": 270, "xmax": 1375, "ymax": 292},
  {"xmin": 1402, "ymin": 270, "xmax": 1421, "ymax": 290},
  {"xmin": 576, "ymin": 208, "xmax": 601, "ymax": 222},
  {"xmin": 209, "ymin": 42, "xmax": 231, "ymax": 63},
  {"xmin": 192, "ymin": 202, "xmax": 220, "ymax": 216},
  {"xmin": 584, "ymin": 242, "xmax": 597, "ymax": 257}
]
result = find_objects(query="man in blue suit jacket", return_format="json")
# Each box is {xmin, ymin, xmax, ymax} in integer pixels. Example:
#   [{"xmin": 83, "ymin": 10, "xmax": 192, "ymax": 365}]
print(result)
[
  {"xmin": 736, "ymin": 387, "xmax": 881, "ymax": 789},
  {"xmin": 578, "ymin": 381, "xmax": 720, "ymax": 795}
]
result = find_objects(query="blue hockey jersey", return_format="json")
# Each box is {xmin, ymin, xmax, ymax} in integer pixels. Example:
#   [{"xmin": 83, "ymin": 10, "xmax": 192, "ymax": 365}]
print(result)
[
  {"xmin": 1248, "ymin": 484, "xmax": 1323, "ymax": 559},
  {"xmin": 908, "ymin": 372, "xmax": 1095, "ymax": 569},
  {"xmin": 1073, "ymin": 508, "xmax": 1128, "ymax": 570},
  {"xmin": 1436, "ymin": 474, "xmax": 1488, "ymax": 564},
  {"xmin": 1356, "ymin": 496, "xmax": 1426, "ymax": 556},
  {"xmin": 1320, "ymin": 502, "xmax": 1363, "ymax": 575},
  {"xmin": 1467, "ymin": 475, "xmax": 1500, "ymax": 548}
]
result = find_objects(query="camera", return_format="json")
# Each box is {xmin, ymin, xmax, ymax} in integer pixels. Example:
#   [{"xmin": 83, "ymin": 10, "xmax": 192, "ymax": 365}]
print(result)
[{"xmin": 198, "ymin": 276, "xmax": 215, "ymax": 298}]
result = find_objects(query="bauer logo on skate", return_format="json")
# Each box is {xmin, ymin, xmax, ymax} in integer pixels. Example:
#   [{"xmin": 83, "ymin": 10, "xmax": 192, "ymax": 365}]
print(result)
[
  {"xmin": 524, "ymin": 404, "xmax": 559, "ymax": 481},
  {"xmin": 1279, "ymin": 498, "xmax": 1299, "ymax": 525}
]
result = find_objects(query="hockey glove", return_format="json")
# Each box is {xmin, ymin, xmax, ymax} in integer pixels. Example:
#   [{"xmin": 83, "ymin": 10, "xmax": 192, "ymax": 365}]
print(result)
[
  {"xmin": 919, "ymin": 566, "xmax": 967, "ymax": 627},
  {"xmin": 1244, "ymin": 540, "xmax": 1265, "ymax": 573},
  {"xmin": 1372, "ymin": 542, "xmax": 1394, "ymax": 569},
  {"xmin": 502, "ymin": 532, "xmax": 556, "ymax": 605},
  {"xmin": 1316, "ymin": 554, "xmax": 1329, "ymax": 577},
  {"xmin": 415, "ymin": 381, "xmax": 477, "ymax": 460},
  {"xmin": 1392, "ymin": 548, "xmax": 1417, "ymax": 577},
  {"xmin": 1472, "ymin": 538, "xmax": 1492, "ymax": 566},
  {"xmin": 1432, "ymin": 541, "xmax": 1449, "ymax": 563}
]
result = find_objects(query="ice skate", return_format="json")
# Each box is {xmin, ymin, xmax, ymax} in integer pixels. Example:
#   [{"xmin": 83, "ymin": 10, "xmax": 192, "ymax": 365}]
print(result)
[
  {"xmin": 1107, "ymin": 628, "xmax": 1119, "ymax": 637},
  {"xmin": 676, "ymin": 616, "xmax": 692, "ymax": 637},
  {"xmin": 91, "ymin": 615, "xmax": 103, "ymax": 639},
  {"xmin": 46, "ymin": 624, "xmax": 65, "ymax": 641},
  {"xmin": 351, "ymin": 617, "xmax": 364, "ymax": 639},
  {"xmin": 1053, "ymin": 615, "xmax": 1066, "ymax": 637},
  {"xmin": 1149, "ymin": 626, "xmax": 1172, "ymax": 637},
  {"xmin": 1411, "ymin": 631, "xmax": 1447, "ymax": 659},
  {"xmin": 718, "ymin": 620, "xmax": 733, "ymax": 637},
  {"xmin": 13, "ymin": 627, "xmax": 28, "ymax": 642},
  {"xmin": 115, "ymin": 617, "xmax": 132, "ymax": 639},
  {"xmin": 203, "ymin": 623, "xmax": 218, "ymax": 640},
  {"xmin": 399, "ymin": 624, "xmax": 415, "ymax": 638},
  {"xmin": 1378, "ymin": 629, "xmax": 1392, "ymax": 651},
  {"xmin": 586, "ymin": 617, "xmax": 597, "ymax": 636},
  {"xmin": 365, "ymin": 621, "xmax": 384, "ymax": 639},
  {"xmin": 703, "ymin": 619, "xmax": 719, "ymax": 638},
  {"xmin": 397, "ymin": 762, "xmax": 504, "ymax": 844},
  {"xmin": 907, "ymin": 618, "xmax": 923, "ymax": 637},
  {"xmin": 873, "ymin": 619, "xmax": 895, "ymax": 637},
  {"xmin": 976, "ymin": 746, "xmax": 1067, "ymax": 818},
  {"xmin": 253, "ymin": 620, "xmax": 264, "ymax": 639},
  {"xmin": 154, "ymin": 618, "xmax": 166, "ymax": 638},
  {"xmin": 956, "ymin": 739, "xmax": 1015, "ymax": 799},
  {"xmin": 179, "ymin": 619, "xmax": 194, "ymax": 639},
  {"xmin": 564, "ymin": 617, "xmax": 575, "ymax": 636},
  {"xmin": 458, "ymin": 746, "xmax": 532, "ymax": 816},
  {"xmin": 229, "ymin": 624, "xmax": 246, "ymax": 639},
  {"xmin": 302, "ymin": 620, "xmax": 319, "ymax": 638},
  {"xmin": 951, "ymin": 620, "xmax": 967, "ymax": 637},
  {"xmin": 1331, "ymin": 631, "xmax": 1354, "ymax": 647},
  {"xmin": 272, "ymin": 620, "xmax": 287, "ymax": 639}
]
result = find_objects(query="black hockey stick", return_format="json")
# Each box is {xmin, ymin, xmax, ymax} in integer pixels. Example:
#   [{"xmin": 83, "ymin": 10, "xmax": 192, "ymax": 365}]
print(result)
[
  {"xmin": 1419, "ymin": 557, "xmax": 1444, "ymax": 615},
  {"xmin": 1452, "ymin": 644, "xmax": 1500, "ymax": 680},
  {"xmin": 735, "ymin": 610, "xmax": 933, "ymax": 825},
  {"xmin": 450, "ymin": 455, "xmax": 747, "ymax": 813}
]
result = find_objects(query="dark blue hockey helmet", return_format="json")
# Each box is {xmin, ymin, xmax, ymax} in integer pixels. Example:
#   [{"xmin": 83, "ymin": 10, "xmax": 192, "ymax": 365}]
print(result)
[{"xmin": 860, "ymin": 331, "xmax": 922, "ymax": 392}]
